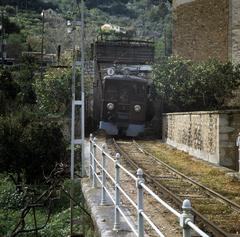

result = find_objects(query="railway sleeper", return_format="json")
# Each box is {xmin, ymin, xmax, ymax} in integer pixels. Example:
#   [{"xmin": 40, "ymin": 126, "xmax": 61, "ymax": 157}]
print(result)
[
  {"xmin": 194, "ymin": 203, "xmax": 232, "ymax": 215},
  {"xmin": 178, "ymin": 194, "xmax": 205, "ymax": 199},
  {"xmin": 193, "ymin": 198, "xmax": 224, "ymax": 205},
  {"xmin": 208, "ymin": 217, "xmax": 240, "ymax": 235},
  {"xmin": 152, "ymin": 175, "xmax": 179, "ymax": 180}
]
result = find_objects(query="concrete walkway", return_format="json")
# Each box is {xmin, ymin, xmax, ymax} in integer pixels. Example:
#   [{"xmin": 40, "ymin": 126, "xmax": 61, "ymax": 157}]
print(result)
[{"xmin": 81, "ymin": 140, "xmax": 136, "ymax": 237}]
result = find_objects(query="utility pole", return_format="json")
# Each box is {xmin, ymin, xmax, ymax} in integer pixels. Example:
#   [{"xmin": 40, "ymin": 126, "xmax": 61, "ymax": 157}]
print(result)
[
  {"xmin": 70, "ymin": 0, "xmax": 85, "ymax": 235},
  {"xmin": 80, "ymin": 0, "xmax": 85, "ymax": 177},
  {"xmin": 70, "ymin": 20, "xmax": 76, "ymax": 235},
  {"xmin": 70, "ymin": 1, "xmax": 85, "ymax": 181},
  {"xmin": 40, "ymin": 10, "xmax": 45, "ymax": 79},
  {"xmin": 164, "ymin": 27, "xmax": 167, "ymax": 56},
  {"xmin": 1, "ymin": 10, "xmax": 5, "ymax": 67}
]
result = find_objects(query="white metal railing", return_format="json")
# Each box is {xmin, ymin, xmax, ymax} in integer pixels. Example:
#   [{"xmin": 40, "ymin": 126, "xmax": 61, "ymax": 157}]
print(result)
[
  {"xmin": 89, "ymin": 135, "xmax": 210, "ymax": 237},
  {"xmin": 236, "ymin": 133, "xmax": 240, "ymax": 173}
]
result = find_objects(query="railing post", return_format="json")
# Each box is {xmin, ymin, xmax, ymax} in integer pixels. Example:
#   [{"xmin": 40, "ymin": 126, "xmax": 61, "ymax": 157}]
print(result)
[
  {"xmin": 239, "ymin": 146, "xmax": 240, "ymax": 174},
  {"xmin": 236, "ymin": 132, "xmax": 240, "ymax": 172},
  {"xmin": 92, "ymin": 137, "xmax": 97, "ymax": 188},
  {"xmin": 137, "ymin": 168, "xmax": 144, "ymax": 237},
  {"xmin": 180, "ymin": 199, "xmax": 193, "ymax": 237},
  {"xmin": 101, "ymin": 144, "xmax": 107, "ymax": 205},
  {"xmin": 113, "ymin": 153, "xmax": 121, "ymax": 231},
  {"xmin": 89, "ymin": 134, "xmax": 93, "ymax": 179}
]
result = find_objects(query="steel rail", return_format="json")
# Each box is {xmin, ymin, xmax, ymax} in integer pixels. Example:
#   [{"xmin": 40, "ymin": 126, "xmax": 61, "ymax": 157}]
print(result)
[
  {"xmin": 117, "ymin": 184, "xmax": 138, "ymax": 209},
  {"xmin": 95, "ymin": 143, "xmax": 115, "ymax": 162},
  {"xmin": 141, "ymin": 211, "xmax": 165, "ymax": 237},
  {"xmin": 141, "ymin": 182, "xmax": 181, "ymax": 217},
  {"xmin": 133, "ymin": 140, "xmax": 240, "ymax": 212},
  {"xmin": 113, "ymin": 139, "xmax": 231, "ymax": 237},
  {"xmin": 118, "ymin": 163, "xmax": 138, "ymax": 181}
]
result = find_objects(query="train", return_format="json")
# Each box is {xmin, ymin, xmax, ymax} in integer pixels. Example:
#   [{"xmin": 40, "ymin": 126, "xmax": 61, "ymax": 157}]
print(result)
[
  {"xmin": 99, "ymin": 73, "xmax": 149, "ymax": 136},
  {"xmin": 92, "ymin": 39, "xmax": 154, "ymax": 136}
]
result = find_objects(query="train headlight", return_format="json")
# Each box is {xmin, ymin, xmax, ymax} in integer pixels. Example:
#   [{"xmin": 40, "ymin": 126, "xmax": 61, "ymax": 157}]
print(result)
[
  {"xmin": 107, "ymin": 103, "xmax": 114, "ymax": 110},
  {"xmin": 134, "ymin": 105, "xmax": 141, "ymax": 112},
  {"xmin": 107, "ymin": 68, "xmax": 115, "ymax": 76}
]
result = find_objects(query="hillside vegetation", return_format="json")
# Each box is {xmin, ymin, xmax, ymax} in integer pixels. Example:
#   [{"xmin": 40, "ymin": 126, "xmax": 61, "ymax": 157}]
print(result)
[{"xmin": 1, "ymin": 0, "xmax": 172, "ymax": 58}]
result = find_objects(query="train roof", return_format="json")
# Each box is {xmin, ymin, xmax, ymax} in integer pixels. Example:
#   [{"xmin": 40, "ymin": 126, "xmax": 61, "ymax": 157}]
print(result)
[{"xmin": 104, "ymin": 75, "xmax": 148, "ymax": 83}]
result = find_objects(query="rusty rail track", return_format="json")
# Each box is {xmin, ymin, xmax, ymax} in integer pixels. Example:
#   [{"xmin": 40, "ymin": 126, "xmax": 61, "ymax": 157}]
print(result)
[{"xmin": 111, "ymin": 139, "xmax": 240, "ymax": 237}]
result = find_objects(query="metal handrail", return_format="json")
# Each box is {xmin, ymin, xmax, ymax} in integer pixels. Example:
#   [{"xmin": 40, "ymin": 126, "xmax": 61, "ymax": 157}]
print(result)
[
  {"xmin": 140, "ymin": 183, "xmax": 181, "ymax": 218},
  {"xmin": 118, "ymin": 162, "xmax": 138, "ymax": 181},
  {"xmin": 187, "ymin": 220, "xmax": 210, "ymax": 237},
  {"xmin": 117, "ymin": 205, "xmax": 138, "ymax": 236},
  {"xmin": 141, "ymin": 211, "xmax": 165, "ymax": 237},
  {"xmin": 117, "ymin": 184, "xmax": 138, "ymax": 210},
  {"xmin": 89, "ymin": 135, "xmax": 210, "ymax": 237}
]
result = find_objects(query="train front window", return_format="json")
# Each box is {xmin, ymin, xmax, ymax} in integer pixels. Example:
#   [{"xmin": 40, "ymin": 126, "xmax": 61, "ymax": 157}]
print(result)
[
  {"xmin": 132, "ymin": 83, "xmax": 147, "ymax": 100},
  {"xmin": 104, "ymin": 80, "xmax": 147, "ymax": 102},
  {"xmin": 104, "ymin": 82, "xmax": 118, "ymax": 100},
  {"xmin": 119, "ymin": 85, "xmax": 130, "ymax": 103}
]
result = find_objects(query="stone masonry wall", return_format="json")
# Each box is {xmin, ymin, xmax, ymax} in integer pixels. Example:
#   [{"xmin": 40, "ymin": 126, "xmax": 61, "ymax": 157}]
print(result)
[
  {"xmin": 219, "ymin": 111, "xmax": 240, "ymax": 169},
  {"xmin": 172, "ymin": 0, "xmax": 229, "ymax": 62},
  {"xmin": 230, "ymin": 0, "xmax": 240, "ymax": 64},
  {"xmin": 162, "ymin": 110, "xmax": 240, "ymax": 170}
]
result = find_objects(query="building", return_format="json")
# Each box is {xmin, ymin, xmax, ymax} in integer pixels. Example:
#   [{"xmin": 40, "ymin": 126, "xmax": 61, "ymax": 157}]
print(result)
[{"xmin": 172, "ymin": 0, "xmax": 240, "ymax": 63}]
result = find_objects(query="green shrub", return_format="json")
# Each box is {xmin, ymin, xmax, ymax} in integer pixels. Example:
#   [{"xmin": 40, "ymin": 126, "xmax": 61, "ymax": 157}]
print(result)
[
  {"xmin": 0, "ymin": 69, "xmax": 20, "ymax": 114},
  {"xmin": 34, "ymin": 67, "xmax": 72, "ymax": 116},
  {"xmin": 153, "ymin": 56, "xmax": 240, "ymax": 112},
  {"xmin": 0, "ymin": 112, "xmax": 67, "ymax": 185},
  {"xmin": 0, "ymin": 176, "xmax": 25, "ymax": 210}
]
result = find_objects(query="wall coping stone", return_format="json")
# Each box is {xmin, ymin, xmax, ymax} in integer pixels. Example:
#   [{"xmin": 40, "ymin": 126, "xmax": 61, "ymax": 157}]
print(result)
[
  {"xmin": 163, "ymin": 109, "xmax": 240, "ymax": 116},
  {"xmin": 173, "ymin": 0, "xmax": 197, "ymax": 9}
]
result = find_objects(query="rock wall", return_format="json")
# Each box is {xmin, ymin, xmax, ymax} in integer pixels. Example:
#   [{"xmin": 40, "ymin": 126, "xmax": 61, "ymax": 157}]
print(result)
[
  {"xmin": 219, "ymin": 112, "xmax": 240, "ymax": 169},
  {"xmin": 162, "ymin": 110, "xmax": 240, "ymax": 170},
  {"xmin": 172, "ymin": 0, "xmax": 229, "ymax": 62},
  {"xmin": 230, "ymin": 0, "xmax": 240, "ymax": 64}
]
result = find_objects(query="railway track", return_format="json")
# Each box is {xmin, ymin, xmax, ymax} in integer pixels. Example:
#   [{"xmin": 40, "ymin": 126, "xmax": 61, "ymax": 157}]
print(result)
[{"xmin": 111, "ymin": 139, "xmax": 240, "ymax": 237}]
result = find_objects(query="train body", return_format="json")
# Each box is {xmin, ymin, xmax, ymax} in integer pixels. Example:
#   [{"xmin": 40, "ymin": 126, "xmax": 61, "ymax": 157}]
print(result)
[
  {"xmin": 92, "ymin": 39, "xmax": 154, "ymax": 136},
  {"xmin": 100, "ymin": 75, "xmax": 148, "ymax": 136}
]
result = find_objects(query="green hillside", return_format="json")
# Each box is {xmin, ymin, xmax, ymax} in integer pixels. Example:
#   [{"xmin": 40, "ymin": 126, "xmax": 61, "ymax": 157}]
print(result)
[{"xmin": 0, "ymin": 0, "xmax": 172, "ymax": 58}]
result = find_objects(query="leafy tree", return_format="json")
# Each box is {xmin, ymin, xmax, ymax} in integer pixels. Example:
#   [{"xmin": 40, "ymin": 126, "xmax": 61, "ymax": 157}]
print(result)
[
  {"xmin": 0, "ymin": 62, "xmax": 68, "ymax": 185},
  {"xmin": 0, "ymin": 59, "xmax": 39, "ymax": 116},
  {"xmin": 85, "ymin": 0, "xmax": 129, "ymax": 9},
  {"xmin": 34, "ymin": 65, "xmax": 92, "ymax": 116},
  {"xmin": 15, "ymin": 56, "xmax": 38, "ymax": 105},
  {"xmin": 34, "ymin": 67, "xmax": 72, "ymax": 116},
  {"xmin": 0, "ymin": 111, "xmax": 67, "ymax": 185},
  {"xmin": 0, "ymin": 16, "xmax": 20, "ymax": 34},
  {"xmin": 153, "ymin": 56, "xmax": 240, "ymax": 112},
  {"xmin": 0, "ymin": 0, "xmax": 57, "ymax": 12},
  {"xmin": 99, "ymin": 2, "xmax": 136, "ymax": 17},
  {"xmin": 0, "ymin": 69, "xmax": 20, "ymax": 115},
  {"xmin": 191, "ymin": 61, "xmax": 240, "ymax": 109},
  {"xmin": 4, "ymin": 5, "xmax": 16, "ymax": 15}
]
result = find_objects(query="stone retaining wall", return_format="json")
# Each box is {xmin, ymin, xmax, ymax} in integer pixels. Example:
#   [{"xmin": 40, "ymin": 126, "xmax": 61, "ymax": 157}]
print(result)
[
  {"xmin": 172, "ymin": 0, "xmax": 240, "ymax": 64},
  {"xmin": 162, "ymin": 110, "xmax": 240, "ymax": 170},
  {"xmin": 172, "ymin": 0, "xmax": 229, "ymax": 62},
  {"xmin": 230, "ymin": 0, "xmax": 240, "ymax": 64}
]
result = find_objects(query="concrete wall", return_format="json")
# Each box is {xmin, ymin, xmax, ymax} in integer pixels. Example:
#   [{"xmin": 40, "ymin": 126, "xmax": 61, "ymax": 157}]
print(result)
[
  {"xmin": 162, "ymin": 110, "xmax": 240, "ymax": 170},
  {"xmin": 172, "ymin": 0, "xmax": 229, "ymax": 62}
]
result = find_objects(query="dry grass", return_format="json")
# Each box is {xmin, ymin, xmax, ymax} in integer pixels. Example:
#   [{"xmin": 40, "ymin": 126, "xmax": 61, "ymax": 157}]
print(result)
[{"xmin": 139, "ymin": 140, "xmax": 240, "ymax": 204}]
